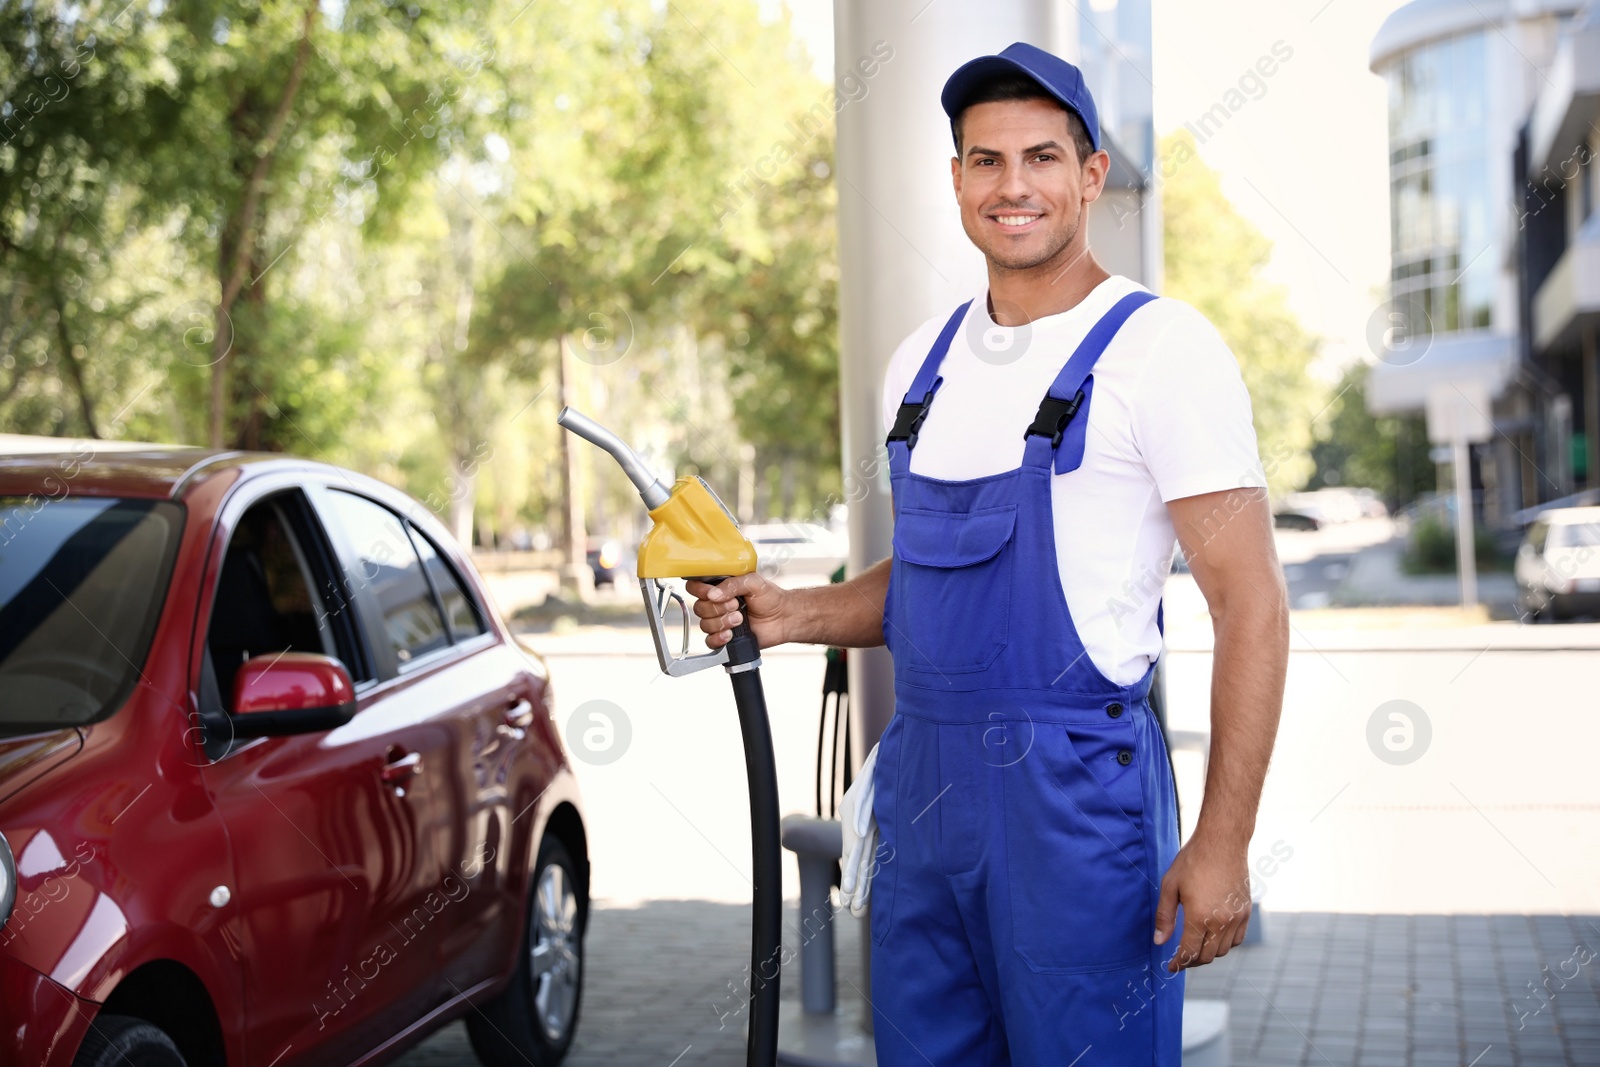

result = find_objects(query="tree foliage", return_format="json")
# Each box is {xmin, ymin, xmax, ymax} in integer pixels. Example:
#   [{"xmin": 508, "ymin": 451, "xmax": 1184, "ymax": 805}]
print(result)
[
  {"xmin": 1305, "ymin": 361, "xmax": 1436, "ymax": 508},
  {"xmin": 1159, "ymin": 129, "xmax": 1320, "ymax": 494},
  {"xmin": 3, "ymin": 0, "xmax": 845, "ymax": 539},
  {"xmin": 1, "ymin": 1, "xmax": 176, "ymax": 438}
]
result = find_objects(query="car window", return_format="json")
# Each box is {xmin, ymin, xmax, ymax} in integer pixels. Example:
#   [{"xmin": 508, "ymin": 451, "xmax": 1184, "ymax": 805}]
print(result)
[
  {"xmin": 0, "ymin": 497, "xmax": 183, "ymax": 733},
  {"xmin": 1528, "ymin": 521, "xmax": 1549, "ymax": 554},
  {"xmin": 406, "ymin": 525, "xmax": 485, "ymax": 641},
  {"xmin": 326, "ymin": 491, "xmax": 450, "ymax": 666},
  {"xmin": 206, "ymin": 495, "xmax": 350, "ymax": 711},
  {"xmin": 1555, "ymin": 521, "xmax": 1600, "ymax": 548}
]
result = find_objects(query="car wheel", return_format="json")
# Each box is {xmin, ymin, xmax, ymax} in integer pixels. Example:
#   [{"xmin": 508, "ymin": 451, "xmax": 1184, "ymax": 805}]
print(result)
[
  {"xmin": 1529, "ymin": 594, "xmax": 1555, "ymax": 623},
  {"xmin": 467, "ymin": 835, "xmax": 585, "ymax": 1067},
  {"xmin": 73, "ymin": 1014, "xmax": 186, "ymax": 1067}
]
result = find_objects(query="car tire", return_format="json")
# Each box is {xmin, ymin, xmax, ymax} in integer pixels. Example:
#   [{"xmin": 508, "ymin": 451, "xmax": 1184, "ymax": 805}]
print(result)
[
  {"xmin": 73, "ymin": 1014, "xmax": 187, "ymax": 1067},
  {"xmin": 1530, "ymin": 596, "xmax": 1554, "ymax": 623},
  {"xmin": 467, "ymin": 835, "xmax": 585, "ymax": 1067}
]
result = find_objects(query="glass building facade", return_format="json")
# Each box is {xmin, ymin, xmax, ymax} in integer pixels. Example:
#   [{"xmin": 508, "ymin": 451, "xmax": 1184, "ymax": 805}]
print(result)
[
  {"xmin": 1385, "ymin": 31, "xmax": 1495, "ymax": 334},
  {"xmin": 1074, "ymin": 0, "xmax": 1155, "ymax": 175}
]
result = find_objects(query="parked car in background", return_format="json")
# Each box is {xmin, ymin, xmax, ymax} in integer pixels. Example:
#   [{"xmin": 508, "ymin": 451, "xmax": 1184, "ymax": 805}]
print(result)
[
  {"xmin": 1283, "ymin": 489, "xmax": 1365, "ymax": 525},
  {"xmin": 1352, "ymin": 488, "xmax": 1389, "ymax": 519},
  {"xmin": 743, "ymin": 522, "xmax": 848, "ymax": 583},
  {"xmin": 1275, "ymin": 487, "xmax": 1389, "ymax": 531},
  {"xmin": 0, "ymin": 444, "xmax": 588, "ymax": 1067},
  {"xmin": 586, "ymin": 538, "xmax": 631, "ymax": 587},
  {"xmin": 1273, "ymin": 509, "xmax": 1321, "ymax": 532},
  {"xmin": 1515, "ymin": 506, "xmax": 1600, "ymax": 622}
]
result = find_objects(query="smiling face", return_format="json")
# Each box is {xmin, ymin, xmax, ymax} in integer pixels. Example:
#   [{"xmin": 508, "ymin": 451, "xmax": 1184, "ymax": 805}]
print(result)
[{"xmin": 951, "ymin": 96, "xmax": 1108, "ymax": 275}]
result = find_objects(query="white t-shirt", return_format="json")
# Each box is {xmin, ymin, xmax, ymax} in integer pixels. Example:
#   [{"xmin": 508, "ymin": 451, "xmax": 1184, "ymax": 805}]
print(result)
[{"xmin": 880, "ymin": 274, "xmax": 1264, "ymax": 685}]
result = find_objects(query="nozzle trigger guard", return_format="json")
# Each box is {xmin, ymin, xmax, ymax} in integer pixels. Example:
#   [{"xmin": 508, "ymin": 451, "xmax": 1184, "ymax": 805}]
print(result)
[{"xmin": 641, "ymin": 577, "xmax": 730, "ymax": 677}]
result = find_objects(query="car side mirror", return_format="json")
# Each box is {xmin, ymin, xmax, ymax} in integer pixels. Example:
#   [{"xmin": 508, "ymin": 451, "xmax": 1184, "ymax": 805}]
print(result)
[{"xmin": 231, "ymin": 652, "xmax": 357, "ymax": 738}]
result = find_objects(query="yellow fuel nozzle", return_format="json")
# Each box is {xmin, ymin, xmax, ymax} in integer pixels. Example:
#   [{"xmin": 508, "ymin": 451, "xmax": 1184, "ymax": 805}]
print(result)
[
  {"xmin": 557, "ymin": 410, "xmax": 782, "ymax": 1067},
  {"xmin": 638, "ymin": 476, "xmax": 757, "ymax": 580},
  {"xmin": 557, "ymin": 406, "xmax": 756, "ymax": 676}
]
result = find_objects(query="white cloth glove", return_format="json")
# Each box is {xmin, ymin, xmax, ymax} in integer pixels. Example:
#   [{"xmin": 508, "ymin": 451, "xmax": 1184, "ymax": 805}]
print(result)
[{"xmin": 838, "ymin": 740, "xmax": 880, "ymax": 918}]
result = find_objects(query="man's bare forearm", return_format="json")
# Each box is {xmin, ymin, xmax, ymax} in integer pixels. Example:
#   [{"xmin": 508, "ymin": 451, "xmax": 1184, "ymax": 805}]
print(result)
[
  {"xmin": 784, "ymin": 557, "xmax": 891, "ymax": 648},
  {"xmin": 1165, "ymin": 490, "xmax": 1288, "ymax": 855},
  {"xmin": 1194, "ymin": 572, "xmax": 1288, "ymax": 851}
]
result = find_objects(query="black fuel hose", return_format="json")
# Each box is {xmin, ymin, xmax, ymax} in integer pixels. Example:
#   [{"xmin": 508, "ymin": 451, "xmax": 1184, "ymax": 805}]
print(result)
[{"xmin": 717, "ymin": 599, "xmax": 781, "ymax": 1067}]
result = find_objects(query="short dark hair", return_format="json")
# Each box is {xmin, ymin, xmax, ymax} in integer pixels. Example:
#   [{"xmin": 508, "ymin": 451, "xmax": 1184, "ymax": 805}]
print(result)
[{"xmin": 950, "ymin": 72, "xmax": 1095, "ymax": 165}]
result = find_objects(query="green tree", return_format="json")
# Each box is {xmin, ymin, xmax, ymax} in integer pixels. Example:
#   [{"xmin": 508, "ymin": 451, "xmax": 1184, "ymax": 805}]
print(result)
[
  {"xmin": 3, "ymin": 0, "xmax": 498, "ymax": 450},
  {"xmin": 466, "ymin": 0, "xmax": 842, "ymax": 526},
  {"xmin": 1, "ymin": 1, "xmax": 176, "ymax": 438},
  {"xmin": 1306, "ymin": 361, "xmax": 1435, "ymax": 508},
  {"xmin": 152, "ymin": 0, "xmax": 498, "ymax": 448},
  {"xmin": 1160, "ymin": 129, "xmax": 1320, "ymax": 494},
  {"xmin": 6, "ymin": 0, "xmax": 847, "ymax": 552},
  {"xmin": 701, "ymin": 147, "xmax": 841, "ymax": 518}
]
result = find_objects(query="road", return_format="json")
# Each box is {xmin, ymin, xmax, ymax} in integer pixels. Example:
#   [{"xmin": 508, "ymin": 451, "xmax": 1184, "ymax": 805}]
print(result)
[
  {"xmin": 1272, "ymin": 517, "xmax": 1390, "ymax": 610},
  {"xmin": 485, "ymin": 519, "xmax": 1600, "ymax": 914}
]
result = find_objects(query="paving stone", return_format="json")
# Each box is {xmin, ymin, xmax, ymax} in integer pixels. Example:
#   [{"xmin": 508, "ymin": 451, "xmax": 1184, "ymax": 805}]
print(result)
[{"xmin": 389, "ymin": 908, "xmax": 1600, "ymax": 1066}]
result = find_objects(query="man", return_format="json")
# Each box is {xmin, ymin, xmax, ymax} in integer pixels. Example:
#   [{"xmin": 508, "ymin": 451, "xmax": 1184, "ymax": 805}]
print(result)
[{"xmin": 690, "ymin": 42, "xmax": 1288, "ymax": 1066}]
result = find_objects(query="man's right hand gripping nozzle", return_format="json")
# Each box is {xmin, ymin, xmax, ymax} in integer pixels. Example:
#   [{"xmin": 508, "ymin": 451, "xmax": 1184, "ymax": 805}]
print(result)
[{"xmin": 686, "ymin": 571, "xmax": 789, "ymax": 650}]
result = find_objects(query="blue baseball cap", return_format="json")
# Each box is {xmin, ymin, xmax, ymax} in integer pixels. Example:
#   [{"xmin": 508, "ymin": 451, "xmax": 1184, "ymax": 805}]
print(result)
[{"xmin": 940, "ymin": 42, "xmax": 1100, "ymax": 152}]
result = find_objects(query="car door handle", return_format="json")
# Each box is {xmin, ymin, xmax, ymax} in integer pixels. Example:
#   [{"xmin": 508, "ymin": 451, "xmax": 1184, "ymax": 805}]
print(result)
[
  {"xmin": 499, "ymin": 698, "xmax": 534, "ymax": 741},
  {"xmin": 381, "ymin": 751, "xmax": 423, "ymax": 791},
  {"xmin": 504, "ymin": 699, "xmax": 534, "ymax": 729}
]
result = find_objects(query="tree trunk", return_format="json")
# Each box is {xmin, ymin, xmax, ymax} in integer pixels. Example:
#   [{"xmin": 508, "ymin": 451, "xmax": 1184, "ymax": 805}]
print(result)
[
  {"xmin": 449, "ymin": 464, "xmax": 476, "ymax": 547},
  {"xmin": 737, "ymin": 442, "xmax": 756, "ymax": 523},
  {"xmin": 50, "ymin": 285, "xmax": 97, "ymax": 438},
  {"xmin": 231, "ymin": 234, "xmax": 271, "ymax": 450},
  {"xmin": 779, "ymin": 453, "xmax": 796, "ymax": 519},
  {"xmin": 445, "ymin": 185, "xmax": 480, "ymax": 546},
  {"xmin": 209, "ymin": 4, "xmax": 318, "ymax": 448},
  {"xmin": 752, "ymin": 450, "xmax": 770, "ymax": 522},
  {"xmin": 557, "ymin": 334, "xmax": 592, "ymax": 599}
]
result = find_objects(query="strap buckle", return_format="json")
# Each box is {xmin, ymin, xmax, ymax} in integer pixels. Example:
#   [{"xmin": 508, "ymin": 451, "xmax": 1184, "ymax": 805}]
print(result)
[
  {"xmin": 1025, "ymin": 389, "xmax": 1086, "ymax": 448},
  {"xmin": 887, "ymin": 392, "xmax": 938, "ymax": 451}
]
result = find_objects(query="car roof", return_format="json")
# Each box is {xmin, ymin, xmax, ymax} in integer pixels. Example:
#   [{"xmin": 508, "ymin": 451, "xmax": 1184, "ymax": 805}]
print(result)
[
  {"xmin": 0, "ymin": 436, "xmax": 338, "ymax": 501},
  {"xmin": 1536, "ymin": 506, "xmax": 1600, "ymax": 524}
]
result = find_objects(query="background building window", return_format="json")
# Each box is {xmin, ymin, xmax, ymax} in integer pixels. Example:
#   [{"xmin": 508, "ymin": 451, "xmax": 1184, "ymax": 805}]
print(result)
[{"xmin": 1386, "ymin": 31, "xmax": 1493, "ymax": 332}]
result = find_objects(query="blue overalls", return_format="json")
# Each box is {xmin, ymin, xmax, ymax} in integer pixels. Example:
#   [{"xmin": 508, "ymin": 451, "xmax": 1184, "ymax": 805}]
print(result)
[{"xmin": 871, "ymin": 292, "xmax": 1184, "ymax": 1066}]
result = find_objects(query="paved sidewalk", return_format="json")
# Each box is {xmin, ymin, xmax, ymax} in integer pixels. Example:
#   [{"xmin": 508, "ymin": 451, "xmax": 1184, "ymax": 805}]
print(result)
[
  {"xmin": 397, "ymin": 904, "xmax": 1600, "ymax": 1067},
  {"xmin": 1184, "ymin": 911, "xmax": 1600, "ymax": 1067},
  {"xmin": 397, "ymin": 896, "xmax": 855, "ymax": 1067}
]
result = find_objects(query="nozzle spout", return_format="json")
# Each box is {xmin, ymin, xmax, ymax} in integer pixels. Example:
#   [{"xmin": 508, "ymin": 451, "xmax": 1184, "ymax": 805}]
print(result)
[{"xmin": 557, "ymin": 406, "xmax": 672, "ymax": 510}]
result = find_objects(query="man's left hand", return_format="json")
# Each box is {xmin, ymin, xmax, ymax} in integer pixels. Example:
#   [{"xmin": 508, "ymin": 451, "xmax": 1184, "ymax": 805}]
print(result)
[{"xmin": 1152, "ymin": 834, "xmax": 1252, "ymax": 972}]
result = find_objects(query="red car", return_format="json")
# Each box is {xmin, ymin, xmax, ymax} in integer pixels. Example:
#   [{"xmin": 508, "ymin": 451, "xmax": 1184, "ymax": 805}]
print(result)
[{"xmin": 0, "ymin": 443, "xmax": 588, "ymax": 1067}]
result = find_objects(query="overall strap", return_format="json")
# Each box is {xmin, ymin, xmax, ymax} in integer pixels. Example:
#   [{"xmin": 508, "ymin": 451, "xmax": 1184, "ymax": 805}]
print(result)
[
  {"xmin": 1023, "ymin": 290, "xmax": 1158, "ymax": 473},
  {"xmin": 886, "ymin": 300, "xmax": 973, "ymax": 457}
]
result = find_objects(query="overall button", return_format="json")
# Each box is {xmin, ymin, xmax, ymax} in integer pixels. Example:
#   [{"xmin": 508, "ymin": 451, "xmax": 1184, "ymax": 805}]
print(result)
[
  {"xmin": 1116, "ymin": 749, "xmax": 1133, "ymax": 766},
  {"xmin": 1106, "ymin": 702, "xmax": 1124, "ymax": 718}
]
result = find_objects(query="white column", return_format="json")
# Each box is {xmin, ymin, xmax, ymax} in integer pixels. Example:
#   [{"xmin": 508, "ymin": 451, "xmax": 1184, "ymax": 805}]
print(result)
[{"xmin": 832, "ymin": 0, "xmax": 1076, "ymax": 759}]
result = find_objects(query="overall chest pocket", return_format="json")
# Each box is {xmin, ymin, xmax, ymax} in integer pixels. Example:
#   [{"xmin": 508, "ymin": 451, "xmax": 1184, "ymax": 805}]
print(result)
[{"xmin": 888, "ymin": 505, "xmax": 1017, "ymax": 674}]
